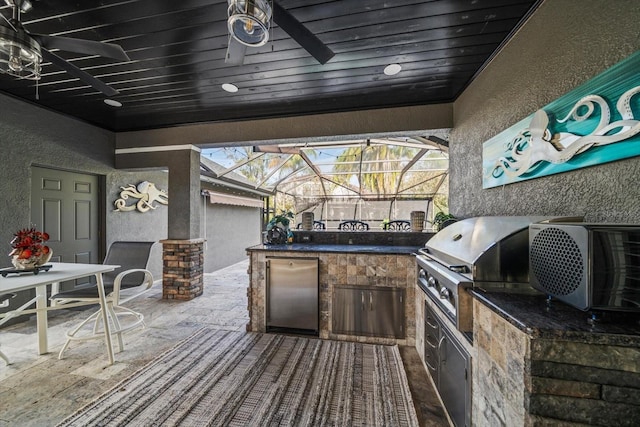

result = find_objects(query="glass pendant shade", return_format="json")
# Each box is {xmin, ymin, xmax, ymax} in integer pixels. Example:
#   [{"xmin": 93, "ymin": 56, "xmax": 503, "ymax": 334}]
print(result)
[
  {"xmin": 227, "ymin": 0, "xmax": 272, "ymax": 47},
  {"xmin": 0, "ymin": 25, "xmax": 41, "ymax": 80}
]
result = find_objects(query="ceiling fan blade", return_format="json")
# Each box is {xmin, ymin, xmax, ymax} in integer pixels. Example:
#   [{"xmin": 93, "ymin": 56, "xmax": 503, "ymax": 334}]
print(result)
[
  {"xmin": 225, "ymin": 37, "xmax": 246, "ymax": 65},
  {"xmin": 272, "ymin": 2, "xmax": 334, "ymax": 65},
  {"xmin": 33, "ymin": 34, "xmax": 130, "ymax": 61},
  {"xmin": 41, "ymin": 49, "xmax": 119, "ymax": 96}
]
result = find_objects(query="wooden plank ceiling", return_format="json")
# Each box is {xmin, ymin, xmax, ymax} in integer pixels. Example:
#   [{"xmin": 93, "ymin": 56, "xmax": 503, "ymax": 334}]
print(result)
[{"xmin": 0, "ymin": 0, "xmax": 540, "ymax": 132}]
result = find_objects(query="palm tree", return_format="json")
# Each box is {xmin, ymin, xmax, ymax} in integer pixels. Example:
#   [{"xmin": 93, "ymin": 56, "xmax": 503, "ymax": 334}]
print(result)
[{"xmin": 333, "ymin": 144, "xmax": 417, "ymax": 198}]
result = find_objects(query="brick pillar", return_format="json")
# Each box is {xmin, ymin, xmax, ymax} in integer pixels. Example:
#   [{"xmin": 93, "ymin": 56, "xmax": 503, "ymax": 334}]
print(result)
[{"xmin": 161, "ymin": 238, "xmax": 205, "ymax": 300}]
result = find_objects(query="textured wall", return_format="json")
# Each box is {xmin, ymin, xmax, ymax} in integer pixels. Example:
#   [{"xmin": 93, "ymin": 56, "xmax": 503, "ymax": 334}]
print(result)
[
  {"xmin": 450, "ymin": 0, "xmax": 640, "ymax": 222},
  {"xmin": 0, "ymin": 93, "xmax": 168, "ymax": 278},
  {"xmin": 107, "ymin": 170, "xmax": 169, "ymax": 277},
  {"xmin": 202, "ymin": 202, "xmax": 261, "ymax": 273},
  {"xmin": 0, "ymin": 94, "xmax": 113, "ymax": 269},
  {"xmin": 0, "ymin": 92, "xmax": 258, "ymax": 278},
  {"xmin": 116, "ymin": 149, "xmax": 202, "ymax": 240}
]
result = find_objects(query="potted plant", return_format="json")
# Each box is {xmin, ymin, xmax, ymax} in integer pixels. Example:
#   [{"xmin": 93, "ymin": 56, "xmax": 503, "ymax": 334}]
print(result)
[
  {"xmin": 267, "ymin": 210, "xmax": 294, "ymax": 231},
  {"xmin": 433, "ymin": 212, "xmax": 457, "ymax": 231},
  {"xmin": 266, "ymin": 211, "xmax": 294, "ymax": 245}
]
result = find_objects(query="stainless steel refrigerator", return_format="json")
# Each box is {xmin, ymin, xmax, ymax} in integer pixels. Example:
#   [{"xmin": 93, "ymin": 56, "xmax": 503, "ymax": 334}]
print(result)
[{"xmin": 266, "ymin": 257, "xmax": 318, "ymax": 333}]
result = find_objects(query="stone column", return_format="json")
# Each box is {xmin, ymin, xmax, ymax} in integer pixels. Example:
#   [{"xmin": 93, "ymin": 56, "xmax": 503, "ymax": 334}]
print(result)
[
  {"xmin": 116, "ymin": 146, "xmax": 204, "ymax": 300},
  {"xmin": 161, "ymin": 238, "xmax": 205, "ymax": 300}
]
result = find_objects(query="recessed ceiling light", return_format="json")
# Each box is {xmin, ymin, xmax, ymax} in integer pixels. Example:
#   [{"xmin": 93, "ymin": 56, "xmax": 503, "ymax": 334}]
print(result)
[
  {"xmin": 104, "ymin": 99, "xmax": 122, "ymax": 107},
  {"xmin": 222, "ymin": 83, "xmax": 239, "ymax": 93},
  {"xmin": 384, "ymin": 63, "xmax": 402, "ymax": 76}
]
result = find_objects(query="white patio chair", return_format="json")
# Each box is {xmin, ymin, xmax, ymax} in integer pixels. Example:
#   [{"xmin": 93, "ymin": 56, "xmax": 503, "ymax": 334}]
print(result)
[
  {"xmin": 0, "ymin": 293, "xmax": 17, "ymax": 365},
  {"xmin": 50, "ymin": 241, "xmax": 155, "ymax": 359}
]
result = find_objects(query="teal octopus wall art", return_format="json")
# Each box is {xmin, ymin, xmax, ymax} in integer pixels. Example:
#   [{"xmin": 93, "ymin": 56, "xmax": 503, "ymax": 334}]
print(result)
[{"xmin": 483, "ymin": 51, "xmax": 640, "ymax": 189}]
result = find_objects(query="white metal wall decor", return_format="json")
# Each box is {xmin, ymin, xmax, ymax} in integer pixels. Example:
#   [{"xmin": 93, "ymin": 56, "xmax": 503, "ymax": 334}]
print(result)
[
  {"xmin": 114, "ymin": 181, "xmax": 168, "ymax": 212},
  {"xmin": 483, "ymin": 51, "xmax": 640, "ymax": 189}
]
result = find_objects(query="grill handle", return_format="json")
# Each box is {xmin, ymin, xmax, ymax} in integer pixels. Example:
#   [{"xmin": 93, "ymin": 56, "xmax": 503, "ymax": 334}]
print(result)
[
  {"xmin": 448, "ymin": 265, "xmax": 469, "ymax": 274},
  {"xmin": 438, "ymin": 335, "xmax": 446, "ymax": 363},
  {"xmin": 417, "ymin": 250, "xmax": 470, "ymax": 274}
]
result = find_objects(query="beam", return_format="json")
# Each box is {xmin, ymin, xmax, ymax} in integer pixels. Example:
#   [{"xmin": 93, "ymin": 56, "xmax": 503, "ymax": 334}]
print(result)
[{"xmin": 115, "ymin": 104, "xmax": 453, "ymax": 150}]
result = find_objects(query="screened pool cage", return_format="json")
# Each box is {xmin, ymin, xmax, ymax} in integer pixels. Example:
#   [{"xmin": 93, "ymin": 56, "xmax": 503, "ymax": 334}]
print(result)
[{"xmin": 201, "ymin": 135, "xmax": 450, "ymax": 231}]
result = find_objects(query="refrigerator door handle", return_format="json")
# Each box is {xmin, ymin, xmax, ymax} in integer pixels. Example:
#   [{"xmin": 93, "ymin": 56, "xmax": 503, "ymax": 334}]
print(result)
[{"xmin": 265, "ymin": 260, "xmax": 270, "ymax": 323}]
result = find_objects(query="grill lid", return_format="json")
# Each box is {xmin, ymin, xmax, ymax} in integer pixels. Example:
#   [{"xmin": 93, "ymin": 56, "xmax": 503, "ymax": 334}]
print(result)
[{"xmin": 424, "ymin": 216, "xmax": 582, "ymax": 281}]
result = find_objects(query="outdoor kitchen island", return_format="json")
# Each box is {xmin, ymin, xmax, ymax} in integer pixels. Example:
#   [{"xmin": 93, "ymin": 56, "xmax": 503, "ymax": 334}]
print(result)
[
  {"xmin": 467, "ymin": 289, "xmax": 640, "ymax": 426},
  {"xmin": 247, "ymin": 225, "xmax": 640, "ymax": 426},
  {"xmin": 411, "ymin": 216, "xmax": 640, "ymax": 426},
  {"xmin": 246, "ymin": 230, "xmax": 430, "ymax": 346}
]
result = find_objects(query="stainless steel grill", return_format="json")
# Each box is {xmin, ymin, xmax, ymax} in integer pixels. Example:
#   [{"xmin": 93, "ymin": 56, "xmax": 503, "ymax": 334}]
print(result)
[
  {"xmin": 416, "ymin": 215, "xmax": 582, "ymax": 427},
  {"xmin": 416, "ymin": 216, "xmax": 580, "ymax": 334}
]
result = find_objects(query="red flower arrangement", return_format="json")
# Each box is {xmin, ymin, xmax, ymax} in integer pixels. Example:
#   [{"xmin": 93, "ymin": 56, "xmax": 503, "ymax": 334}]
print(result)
[{"xmin": 9, "ymin": 227, "xmax": 51, "ymax": 267}]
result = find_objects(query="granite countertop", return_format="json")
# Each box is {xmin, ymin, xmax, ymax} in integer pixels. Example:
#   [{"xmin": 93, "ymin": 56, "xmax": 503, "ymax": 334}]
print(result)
[
  {"xmin": 470, "ymin": 288, "xmax": 640, "ymax": 347},
  {"xmin": 246, "ymin": 243, "xmax": 421, "ymax": 255}
]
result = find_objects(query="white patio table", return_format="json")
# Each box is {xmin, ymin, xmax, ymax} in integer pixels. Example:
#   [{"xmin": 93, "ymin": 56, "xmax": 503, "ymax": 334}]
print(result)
[{"xmin": 0, "ymin": 262, "xmax": 119, "ymax": 365}]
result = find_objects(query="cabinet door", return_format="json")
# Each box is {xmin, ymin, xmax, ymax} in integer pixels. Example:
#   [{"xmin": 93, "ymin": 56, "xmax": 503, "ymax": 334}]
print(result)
[
  {"xmin": 363, "ymin": 288, "xmax": 405, "ymax": 338},
  {"xmin": 333, "ymin": 286, "xmax": 405, "ymax": 338},
  {"xmin": 332, "ymin": 286, "xmax": 364, "ymax": 335},
  {"xmin": 439, "ymin": 325, "xmax": 471, "ymax": 427}
]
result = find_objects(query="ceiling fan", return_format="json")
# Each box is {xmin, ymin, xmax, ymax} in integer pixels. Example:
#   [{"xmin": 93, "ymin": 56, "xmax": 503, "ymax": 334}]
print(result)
[
  {"xmin": 226, "ymin": 0, "xmax": 334, "ymax": 66},
  {"xmin": 0, "ymin": 0, "xmax": 130, "ymax": 96}
]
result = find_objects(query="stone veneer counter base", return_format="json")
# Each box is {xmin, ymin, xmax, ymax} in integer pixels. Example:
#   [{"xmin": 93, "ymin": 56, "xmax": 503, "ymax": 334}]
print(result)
[
  {"xmin": 469, "ymin": 289, "xmax": 640, "ymax": 426},
  {"xmin": 247, "ymin": 244, "xmax": 419, "ymax": 347}
]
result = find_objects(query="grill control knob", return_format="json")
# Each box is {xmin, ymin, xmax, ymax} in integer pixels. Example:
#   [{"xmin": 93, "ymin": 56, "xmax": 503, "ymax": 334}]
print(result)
[
  {"xmin": 439, "ymin": 286, "xmax": 450, "ymax": 300},
  {"xmin": 419, "ymin": 269, "xmax": 426, "ymax": 279},
  {"xmin": 427, "ymin": 276, "xmax": 437, "ymax": 288}
]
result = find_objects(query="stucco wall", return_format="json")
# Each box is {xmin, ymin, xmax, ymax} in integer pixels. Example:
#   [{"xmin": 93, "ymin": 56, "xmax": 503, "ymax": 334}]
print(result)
[
  {"xmin": 0, "ymin": 92, "xmax": 261, "ymax": 279},
  {"xmin": 0, "ymin": 94, "xmax": 167, "ymax": 278},
  {"xmin": 201, "ymin": 200, "xmax": 261, "ymax": 273},
  {"xmin": 0, "ymin": 94, "xmax": 111, "ymax": 268},
  {"xmin": 450, "ymin": 0, "xmax": 640, "ymax": 222},
  {"xmin": 107, "ymin": 170, "xmax": 169, "ymax": 277}
]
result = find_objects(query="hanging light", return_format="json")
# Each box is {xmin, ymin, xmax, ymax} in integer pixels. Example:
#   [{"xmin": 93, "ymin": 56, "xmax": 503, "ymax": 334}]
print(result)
[
  {"xmin": 0, "ymin": 26, "xmax": 41, "ymax": 79},
  {"xmin": 227, "ymin": 0, "xmax": 272, "ymax": 47},
  {"xmin": 0, "ymin": 2, "xmax": 41, "ymax": 80}
]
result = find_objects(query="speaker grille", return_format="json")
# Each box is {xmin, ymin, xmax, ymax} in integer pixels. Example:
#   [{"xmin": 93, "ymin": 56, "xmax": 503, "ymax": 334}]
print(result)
[{"xmin": 531, "ymin": 227, "xmax": 583, "ymax": 296}]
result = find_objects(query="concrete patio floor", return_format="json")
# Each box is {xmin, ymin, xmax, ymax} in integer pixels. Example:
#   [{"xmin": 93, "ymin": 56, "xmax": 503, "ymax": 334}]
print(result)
[{"xmin": 0, "ymin": 259, "xmax": 447, "ymax": 426}]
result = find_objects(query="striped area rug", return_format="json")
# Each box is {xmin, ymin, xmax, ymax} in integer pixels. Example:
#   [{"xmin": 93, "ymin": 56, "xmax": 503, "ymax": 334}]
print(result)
[{"xmin": 58, "ymin": 329, "xmax": 419, "ymax": 427}]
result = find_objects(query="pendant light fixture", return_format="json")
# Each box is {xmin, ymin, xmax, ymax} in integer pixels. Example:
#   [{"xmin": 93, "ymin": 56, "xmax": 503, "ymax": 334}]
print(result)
[
  {"xmin": 227, "ymin": 0, "xmax": 272, "ymax": 47},
  {"xmin": 0, "ymin": 0, "xmax": 129, "ymax": 97},
  {"xmin": 0, "ymin": 0, "xmax": 41, "ymax": 80}
]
